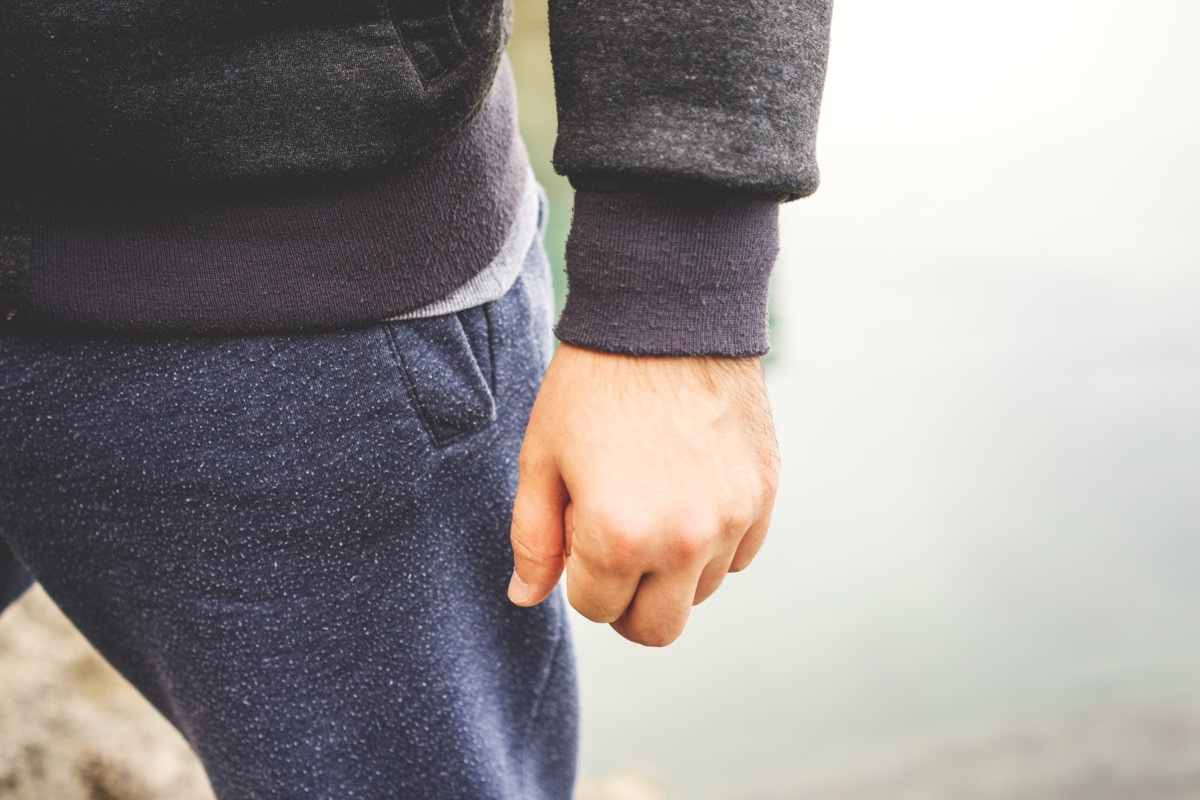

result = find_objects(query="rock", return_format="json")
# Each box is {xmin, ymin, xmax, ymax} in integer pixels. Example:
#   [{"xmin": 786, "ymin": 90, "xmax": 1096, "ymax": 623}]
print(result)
[{"xmin": 0, "ymin": 587, "xmax": 214, "ymax": 800}]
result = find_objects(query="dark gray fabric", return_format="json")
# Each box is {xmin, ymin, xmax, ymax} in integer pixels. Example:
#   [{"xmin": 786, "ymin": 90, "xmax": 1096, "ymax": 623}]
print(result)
[
  {"xmin": 555, "ymin": 188, "xmax": 779, "ymax": 356},
  {"xmin": 0, "ymin": 0, "xmax": 832, "ymax": 355},
  {"xmin": 20, "ymin": 63, "xmax": 527, "ymax": 334},
  {"xmin": 548, "ymin": 0, "xmax": 833, "ymax": 203},
  {"xmin": 547, "ymin": 0, "xmax": 831, "ymax": 355},
  {"xmin": 0, "ymin": 200, "xmax": 30, "ymax": 321},
  {"xmin": 0, "ymin": 0, "xmax": 512, "ymax": 186}
]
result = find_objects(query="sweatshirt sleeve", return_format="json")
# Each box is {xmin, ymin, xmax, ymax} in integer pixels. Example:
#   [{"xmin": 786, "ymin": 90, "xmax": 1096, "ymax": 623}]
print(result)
[{"xmin": 546, "ymin": 0, "xmax": 833, "ymax": 356}]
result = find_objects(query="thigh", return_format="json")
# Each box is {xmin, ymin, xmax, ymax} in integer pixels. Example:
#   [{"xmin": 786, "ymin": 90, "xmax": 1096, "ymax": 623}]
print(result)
[{"xmin": 0, "ymin": 246, "xmax": 575, "ymax": 799}]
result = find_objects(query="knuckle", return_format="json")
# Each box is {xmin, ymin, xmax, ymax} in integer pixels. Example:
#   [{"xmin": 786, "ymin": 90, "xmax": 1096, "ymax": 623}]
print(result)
[
  {"xmin": 598, "ymin": 526, "xmax": 644, "ymax": 563},
  {"xmin": 583, "ymin": 511, "xmax": 650, "ymax": 569},
  {"xmin": 583, "ymin": 507, "xmax": 733, "ymax": 570},
  {"xmin": 738, "ymin": 465, "xmax": 779, "ymax": 510},
  {"xmin": 723, "ymin": 505, "xmax": 756, "ymax": 536},
  {"xmin": 741, "ymin": 475, "xmax": 778, "ymax": 518},
  {"xmin": 671, "ymin": 531, "xmax": 710, "ymax": 562},
  {"xmin": 664, "ymin": 519, "xmax": 718, "ymax": 566},
  {"xmin": 516, "ymin": 448, "xmax": 551, "ymax": 479}
]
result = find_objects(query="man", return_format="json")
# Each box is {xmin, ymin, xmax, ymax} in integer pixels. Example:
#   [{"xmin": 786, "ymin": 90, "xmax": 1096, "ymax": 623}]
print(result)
[{"xmin": 0, "ymin": 1, "xmax": 831, "ymax": 797}]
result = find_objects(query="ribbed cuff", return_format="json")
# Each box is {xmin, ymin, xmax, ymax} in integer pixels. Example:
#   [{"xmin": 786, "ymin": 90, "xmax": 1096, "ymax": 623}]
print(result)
[{"xmin": 554, "ymin": 187, "xmax": 780, "ymax": 357}]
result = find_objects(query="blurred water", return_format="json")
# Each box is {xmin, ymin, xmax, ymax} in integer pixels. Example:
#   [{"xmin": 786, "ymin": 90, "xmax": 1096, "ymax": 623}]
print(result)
[{"xmin": 568, "ymin": 1, "xmax": 1200, "ymax": 797}]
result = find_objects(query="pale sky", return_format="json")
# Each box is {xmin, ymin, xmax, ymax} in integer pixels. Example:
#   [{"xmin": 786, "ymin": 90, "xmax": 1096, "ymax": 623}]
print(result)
[{"xmin": 782, "ymin": 0, "xmax": 1200, "ymax": 308}]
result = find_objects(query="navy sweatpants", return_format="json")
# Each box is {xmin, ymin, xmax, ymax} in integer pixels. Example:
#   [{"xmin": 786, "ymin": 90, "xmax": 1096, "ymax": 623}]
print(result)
[{"xmin": 0, "ymin": 230, "xmax": 578, "ymax": 798}]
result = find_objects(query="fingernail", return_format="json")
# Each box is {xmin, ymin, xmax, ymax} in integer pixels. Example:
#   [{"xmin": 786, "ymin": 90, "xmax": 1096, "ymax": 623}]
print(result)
[{"xmin": 507, "ymin": 569, "xmax": 530, "ymax": 604}]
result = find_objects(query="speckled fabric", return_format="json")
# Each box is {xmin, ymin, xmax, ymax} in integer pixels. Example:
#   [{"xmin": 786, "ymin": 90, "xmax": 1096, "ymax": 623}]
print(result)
[{"xmin": 0, "ymin": 222, "xmax": 577, "ymax": 799}]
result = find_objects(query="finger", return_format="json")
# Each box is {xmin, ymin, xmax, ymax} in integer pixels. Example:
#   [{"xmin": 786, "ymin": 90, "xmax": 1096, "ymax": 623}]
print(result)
[
  {"xmin": 564, "ymin": 551, "xmax": 641, "ymax": 623},
  {"xmin": 693, "ymin": 512, "xmax": 758, "ymax": 604},
  {"xmin": 509, "ymin": 463, "xmax": 569, "ymax": 607},
  {"xmin": 729, "ymin": 515, "xmax": 770, "ymax": 573},
  {"xmin": 692, "ymin": 553, "xmax": 734, "ymax": 606},
  {"xmin": 609, "ymin": 568, "xmax": 703, "ymax": 647}
]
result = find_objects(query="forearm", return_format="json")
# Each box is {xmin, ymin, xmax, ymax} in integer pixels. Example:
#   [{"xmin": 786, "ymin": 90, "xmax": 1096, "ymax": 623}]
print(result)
[
  {"xmin": 547, "ymin": 0, "xmax": 833, "ymax": 357},
  {"xmin": 548, "ymin": 0, "xmax": 832, "ymax": 201}
]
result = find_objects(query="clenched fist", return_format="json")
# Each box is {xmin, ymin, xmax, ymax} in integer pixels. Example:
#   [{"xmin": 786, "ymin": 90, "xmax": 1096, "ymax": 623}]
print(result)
[{"xmin": 508, "ymin": 342, "xmax": 779, "ymax": 646}]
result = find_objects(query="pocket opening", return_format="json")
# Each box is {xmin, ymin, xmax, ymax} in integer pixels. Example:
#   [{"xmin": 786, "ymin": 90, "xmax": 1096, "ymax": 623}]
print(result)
[{"xmin": 382, "ymin": 310, "xmax": 497, "ymax": 447}]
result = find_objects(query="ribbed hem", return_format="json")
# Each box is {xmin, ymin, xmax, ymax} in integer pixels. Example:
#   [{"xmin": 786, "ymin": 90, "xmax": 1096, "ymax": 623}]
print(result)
[
  {"xmin": 554, "ymin": 188, "xmax": 780, "ymax": 357},
  {"xmin": 17, "ymin": 57, "xmax": 527, "ymax": 334}
]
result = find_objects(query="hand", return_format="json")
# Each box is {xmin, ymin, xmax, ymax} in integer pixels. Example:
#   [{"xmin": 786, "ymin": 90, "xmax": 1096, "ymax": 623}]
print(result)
[{"xmin": 508, "ymin": 342, "xmax": 779, "ymax": 646}]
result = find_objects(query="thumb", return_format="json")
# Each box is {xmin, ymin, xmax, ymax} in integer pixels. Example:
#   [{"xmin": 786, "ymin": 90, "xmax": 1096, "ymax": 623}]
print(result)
[{"xmin": 508, "ymin": 459, "xmax": 568, "ymax": 607}]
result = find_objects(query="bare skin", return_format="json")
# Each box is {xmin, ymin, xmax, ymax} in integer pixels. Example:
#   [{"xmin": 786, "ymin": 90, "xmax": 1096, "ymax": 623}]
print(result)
[{"xmin": 508, "ymin": 342, "xmax": 780, "ymax": 647}]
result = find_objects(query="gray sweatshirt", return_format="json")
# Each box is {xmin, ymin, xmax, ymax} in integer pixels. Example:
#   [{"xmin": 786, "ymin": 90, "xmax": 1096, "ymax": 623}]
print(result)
[{"xmin": 0, "ymin": 0, "xmax": 832, "ymax": 356}]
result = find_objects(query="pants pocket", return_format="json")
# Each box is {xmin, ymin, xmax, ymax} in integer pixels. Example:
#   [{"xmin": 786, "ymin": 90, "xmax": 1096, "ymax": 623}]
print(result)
[{"xmin": 381, "ymin": 305, "xmax": 496, "ymax": 446}]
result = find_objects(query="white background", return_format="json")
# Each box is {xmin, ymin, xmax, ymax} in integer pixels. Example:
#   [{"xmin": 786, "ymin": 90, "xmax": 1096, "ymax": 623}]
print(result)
[{"xmin": 572, "ymin": 2, "xmax": 1200, "ymax": 797}]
